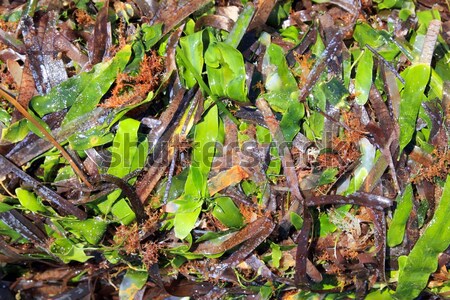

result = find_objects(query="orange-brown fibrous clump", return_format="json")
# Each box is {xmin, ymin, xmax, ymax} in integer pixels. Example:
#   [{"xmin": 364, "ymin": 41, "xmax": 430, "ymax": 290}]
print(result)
[
  {"xmin": 74, "ymin": 9, "xmax": 94, "ymax": 26},
  {"xmin": 101, "ymin": 51, "xmax": 164, "ymax": 108},
  {"xmin": 317, "ymin": 111, "xmax": 363, "ymax": 170},
  {"xmin": 114, "ymin": 224, "xmax": 140, "ymax": 254},
  {"xmin": 293, "ymin": 52, "xmax": 313, "ymax": 86},
  {"xmin": 142, "ymin": 242, "xmax": 160, "ymax": 268},
  {"xmin": 414, "ymin": 149, "xmax": 450, "ymax": 182},
  {"xmin": 341, "ymin": 111, "xmax": 365, "ymax": 144},
  {"xmin": 0, "ymin": 20, "xmax": 18, "ymax": 51}
]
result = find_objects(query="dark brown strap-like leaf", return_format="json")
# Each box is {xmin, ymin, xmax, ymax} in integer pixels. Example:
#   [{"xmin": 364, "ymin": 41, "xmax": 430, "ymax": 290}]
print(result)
[
  {"xmin": 88, "ymin": 0, "xmax": 110, "ymax": 65},
  {"xmin": 221, "ymin": 217, "xmax": 275, "ymax": 268},
  {"xmin": 0, "ymin": 154, "xmax": 87, "ymax": 219},
  {"xmin": 151, "ymin": 0, "xmax": 211, "ymax": 35},
  {"xmin": 294, "ymin": 209, "xmax": 312, "ymax": 286},
  {"xmin": 22, "ymin": 12, "xmax": 68, "ymax": 95},
  {"xmin": 136, "ymin": 87, "xmax": 196, "ymax": 203},
  {"xmin": 0, "ymin": 210, "xmax": 46, "ymax": 244},
  {"xmin": 248, "ymin": 0, "xmax": 277, "ymax": 31},
  {"xmin": 306, "ymin": 192, "xmax": 393, "ymax": 210}
]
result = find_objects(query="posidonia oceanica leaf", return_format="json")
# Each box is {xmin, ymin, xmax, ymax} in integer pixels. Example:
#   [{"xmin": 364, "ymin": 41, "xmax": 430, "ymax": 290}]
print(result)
[
  {"xmin": 354, "ymin": 49, "xmax": 373, "ymax": 105},
  {"xmin": 387, "ymin": 184, "xmax": 413, "ymax": 247},
  {"xmin": 262, "ymin": 43, "xmax": 299, "ymax": 112},
  {"xmin": 399, "ymin": 64, "xmax": 431, "ymax": 152},
  {"xmin": 30, "ymin": 45, "xmax": 131, "ymax": 123},
  {"xmin": 119, "ymin": 269, "xmax": 148, "ymax": 300},
  {"xmin": 177, "ymin": 30, "xmax": 204, "ymax": 88},
  {"xmin": 205, "ymin": 41, "xmax": 248, "ymax": 102},
  {"xmin": 394, "ymin": 175, "xmax": 450, "ymax": 299},
  {"xmin": 174, "ymin": 104, "xmax": 221, "ymax": 239}
]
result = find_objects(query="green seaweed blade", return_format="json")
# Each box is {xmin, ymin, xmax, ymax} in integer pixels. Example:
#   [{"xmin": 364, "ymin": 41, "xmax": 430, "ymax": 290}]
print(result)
[{"xmin": 394, "ymin": 175, "xmax": 450, "ymax": 299}]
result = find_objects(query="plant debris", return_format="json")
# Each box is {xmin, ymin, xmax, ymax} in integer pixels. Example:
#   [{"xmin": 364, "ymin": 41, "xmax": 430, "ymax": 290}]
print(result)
[{"xmin": 0, "ymin": 0, "xmax": 449, "ymax": 299}]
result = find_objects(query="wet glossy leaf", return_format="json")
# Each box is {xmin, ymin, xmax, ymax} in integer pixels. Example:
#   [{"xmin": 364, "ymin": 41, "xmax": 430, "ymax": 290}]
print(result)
[
  {"xmin": 0, "ymin": 107, "xmax": 11, "ymax": 126},
  {"xmin": 2, "ymin": 119, "xmax": 29, "ymax": 143},
  {"xmin": 280, "ymin": 102, "xmax": 304, "ymax": 142},
  {"xmin": 97, "ymin": 118, "xmax": 140, "ymax": 223},
  {"xmin": 290, "ymin": 212, "xmax": 304, "ymax": 231},
  {"xmin": 15, "ymin": 188, "xmax": 46, "ymax": 213},
  {"xmin": 280, "ymin": 26, "xmax": 301, "ymax": 44},
  {"xmin": 387, "ymin": 184, "xmax": 413, "ymax": 247},
  {"xmin": 174, "ymin": 207, "xmax": 202, "ymax": 240},
  {"xmin": 353, "ymin": 23, "xmax": 399, "ymax": 61},
  {"xmin": 157, "ymin": 168, "xmax": 189, "ymax": 202},
  {"xmin": 177, "ymin": 30, "xmax": 204, "ymax": 88},
  {"xmin": 111, "ymin": 198, "xmax": 136, "ymax": 225},
  {"xmin": 119, "ymin": 269, "xmax": 148, "ymax": 300},
  {"xmin": 344, "ymin": 138, "xmax": 376, "ymax": 195},
  {"xmin": 395, "ymin": 175, "xmax": 450, "ymax": 299},
  {"xmin": 225, "ymin": 3, "xmax": 254, "ymax": 48},
  {"xmin": 399, "ymin": 64, "xmax": 431, "ymax": 152},
  {"xmin": 354, "ymin": 49, "xmax": 373, "ymax": 105},
  {"xmin": 60, "ymin": 218, "xmax": 107, "ymax": 245},
  {"xmin": 31, "ymin": 45, "xmax": 132, "ymax": 120},
  {"xmin": 262, "ymin": 43, "xmax": 299, "ymax": 112},
  {"xmin": 270, "ymin": 242, "xmax": 282, "ymax": 268},
  {"xmin": 107, "ymin": 118, "xmax": 141, "ymax": 177},
  {"xmin": 67, "ymin": 127, "xmax": 114, "ymax": 151},
  {"xmin": 317, "ymin": 77, "xmax": 349, "ymax": 109},
  {"xmin": 63, "ymin": 47, "xmax": 132, "ymax": 126},
  {"xmin": 190, "ymin": 104, "xmax": 221, "ymax": 182},
  {"xmin": 0, "ymin": 202, "xmax": 13, "ymax": 213},
  {"xmin": 174, "ymin": 104, "xmax": 221, "ymax": 239},
  {"xmin": 50, "ymin": 238, "xmax": 92, "ymax": 263},
  {"xmin": 205, "ymin": 42, "xmax": 248, "ymax": 102},
  {"xmin": 366, "ymin": 289, "xmax": 394, "ymax": 300},
  {"xmin": 173, "ymin": 193, "xmax": 203, "ymax": 239},
  {"xmin": 25, "ymin": 110, "xmax": 51, "ymax": 139},
  {"xmin": 212, "ymin": 196, "xmax": 244, "ymax": 229},
  {"xmin": 376, "ymin": 0, "xmax": 403, "ymax": 9},
  {"xmin": 318, "ymin": 168, "xmax": 339, "ymax": 186},
  {"xmin": 141, "ymin": 23, "xmax": 163, "ymax": 51}
]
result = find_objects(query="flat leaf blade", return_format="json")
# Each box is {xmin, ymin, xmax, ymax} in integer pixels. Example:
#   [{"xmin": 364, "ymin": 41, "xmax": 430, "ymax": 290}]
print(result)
[
  {"xmin": 399, "ymin": 64, "xmax": 431, "ymax": 152},
  {"xmin": 354, "ymin": 49, "xmax": 373, "ymax": 105},
  {"xmin": 394, "ymin": 175, "xmax": 450, "ymax": 299},
  {"xmin": 387, "ymin": 184, "xmax": 413, "ymax": 247}
]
